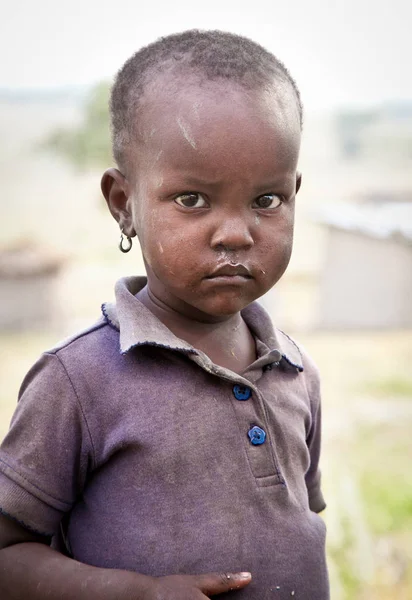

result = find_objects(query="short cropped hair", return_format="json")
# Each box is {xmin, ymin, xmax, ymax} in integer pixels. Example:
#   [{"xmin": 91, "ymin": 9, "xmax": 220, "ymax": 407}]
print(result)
[{"xmin": 110, "ymin": 29, "xmax": 303, "ymax": 168}]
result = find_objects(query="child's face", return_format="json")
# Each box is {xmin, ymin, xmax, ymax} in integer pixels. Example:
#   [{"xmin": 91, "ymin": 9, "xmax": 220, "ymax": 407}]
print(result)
[{"xmin": 110, "ymin": 76, "xmax": 301, "ymax": 321}]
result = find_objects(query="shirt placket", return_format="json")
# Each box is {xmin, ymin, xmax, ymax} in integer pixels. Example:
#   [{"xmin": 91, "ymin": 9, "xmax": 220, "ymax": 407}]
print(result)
[
  {"xmin": 229, "ymin": 374, "xmax": 286, "ymax": 488},
  {"xmin": 191, "ymin": 351, "xmax": 286, "ymax": 488}
]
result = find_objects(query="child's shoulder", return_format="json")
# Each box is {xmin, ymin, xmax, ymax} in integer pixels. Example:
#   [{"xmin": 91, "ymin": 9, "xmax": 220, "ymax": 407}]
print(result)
[
  {"xmin": 273, "ymin": 328, "xmax": 322, "ymax": 413},
  {"xmin": 46, "ymin": 315, "xmax": 108, "ymax": 354},
  {"xmin": 244, "ymin": 300, "xmax": 319, "ymax": 379},
  {"xmin": 275, "ymin": 328, "xmax": 320, "ymax": 377},
  {"xmin": 16, "ymin": 313, "xmax": 122, "ymax": 414},
  {"xmin": 29, "ymin": 313, "xmax": 121, "ymax": 387}
]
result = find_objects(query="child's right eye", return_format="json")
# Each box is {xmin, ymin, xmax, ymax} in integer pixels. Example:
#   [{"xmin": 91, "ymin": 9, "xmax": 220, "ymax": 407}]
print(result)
[{"xmin": 174, "ymin": 193, "xmax": 208, "ymax": 208}]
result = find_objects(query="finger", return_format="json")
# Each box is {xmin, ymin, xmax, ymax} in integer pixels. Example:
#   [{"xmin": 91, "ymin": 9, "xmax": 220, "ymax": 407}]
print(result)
[{"xmin": 194, "ymin": 571, "xmax": 252, "ymax": 596}]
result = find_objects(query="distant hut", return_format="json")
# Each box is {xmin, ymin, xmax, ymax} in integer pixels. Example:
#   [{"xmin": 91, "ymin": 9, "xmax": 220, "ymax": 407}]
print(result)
[
  {"xmin": 315, "ymin": 196, "xmax": 412, "ymax": 329},
  {"xmin": 0, "ymin": 241, "xmax": 64, "ymax": 331}
]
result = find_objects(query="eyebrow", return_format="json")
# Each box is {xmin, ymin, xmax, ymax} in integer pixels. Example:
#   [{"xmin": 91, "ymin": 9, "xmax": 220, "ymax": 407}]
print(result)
[
  {"xmin": 172, "ymin": 175, "xmax": 225, "ymax": 190},
  {"xmin": 167, "ymin": 172, "xmax": 293, "ymax": 192}
]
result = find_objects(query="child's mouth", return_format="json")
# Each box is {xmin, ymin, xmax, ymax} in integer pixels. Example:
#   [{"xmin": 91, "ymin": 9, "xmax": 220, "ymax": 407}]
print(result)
[{"xmin": 205, "ymin": 264, "xmax": 253, "ymax": 281}]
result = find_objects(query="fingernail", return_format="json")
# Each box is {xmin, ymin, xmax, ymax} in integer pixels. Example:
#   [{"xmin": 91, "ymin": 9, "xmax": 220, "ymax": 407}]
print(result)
[{"xmin": 240, "ymin": 572, "xmax": 252, "ymax": 579}]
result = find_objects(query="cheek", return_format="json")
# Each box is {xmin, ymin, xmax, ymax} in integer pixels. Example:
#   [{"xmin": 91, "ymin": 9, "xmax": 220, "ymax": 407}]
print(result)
[
  {"xmin": 140, "ymin": 222, "xmax": 198, "ymax": 276},
  {"xmin": 254, "ymin": 224, "xmax": 294, "ymax": 292},
  {"xmin": 261, "ymin": 212, "xmax": 294, "ymax": 261}
]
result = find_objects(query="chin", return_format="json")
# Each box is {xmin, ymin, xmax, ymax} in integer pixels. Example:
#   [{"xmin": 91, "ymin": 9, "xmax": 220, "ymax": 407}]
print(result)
[{"xmin": 196, "ymin": 296, "xmax": 253, "ymax": 318}]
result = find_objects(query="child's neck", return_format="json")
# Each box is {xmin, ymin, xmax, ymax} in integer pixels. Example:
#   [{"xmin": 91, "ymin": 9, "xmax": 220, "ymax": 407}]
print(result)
[{"xmin": 136, "ymin": 285, "xmax": 257, "ymax": 374}]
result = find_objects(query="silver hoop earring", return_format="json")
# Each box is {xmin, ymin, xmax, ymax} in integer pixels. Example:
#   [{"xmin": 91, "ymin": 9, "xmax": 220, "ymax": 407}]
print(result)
[{"xmin": 119, "ymin": 232, "xmax": 133, "ymax": 253}]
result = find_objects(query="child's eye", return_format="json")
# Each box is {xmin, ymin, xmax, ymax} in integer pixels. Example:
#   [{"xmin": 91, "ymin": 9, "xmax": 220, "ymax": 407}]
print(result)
[
  {"xmin": 252, "ymin": 194, "xmax": 283, "ymax": 209},
  {"xmin": 174, "ymin": 193, "xmax": 208, "ymax": 208}
]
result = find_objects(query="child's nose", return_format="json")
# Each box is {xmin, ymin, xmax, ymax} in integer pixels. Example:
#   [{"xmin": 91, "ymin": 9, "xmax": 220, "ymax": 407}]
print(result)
[{"xmin": 210, "ymin": 216, "xmax": 254, "ymax": 251}]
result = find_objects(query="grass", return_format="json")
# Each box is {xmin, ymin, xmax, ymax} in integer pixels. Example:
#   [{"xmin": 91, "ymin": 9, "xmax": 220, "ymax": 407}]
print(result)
[
  {"xmin": 359, "ymin": 376, "xmax": 412, "ymax": 398},
  {"xmin": 354, "ymin": 424, "xmax": 412, "ymax": 536},
  {"xmin": 321, "ymin": 419, "xmax": 412, "ymax": 600},
  {"xmin": 298, "ymin": 330, "xmax": 412, "ymax": 600}
]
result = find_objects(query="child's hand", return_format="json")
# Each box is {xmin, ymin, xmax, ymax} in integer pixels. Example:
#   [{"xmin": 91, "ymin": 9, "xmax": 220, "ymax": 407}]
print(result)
[{"xmin": 142, "ymin": 571, "xmax": 252, "ymax": 599}]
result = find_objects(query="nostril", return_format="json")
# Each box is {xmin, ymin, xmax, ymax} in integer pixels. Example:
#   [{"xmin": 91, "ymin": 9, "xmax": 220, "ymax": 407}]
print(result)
[
  {"xmin": 215, "ymin": 243, "xmax": 245, "ymax": 252},
  {"xmin": 211, "ymin": 227, "xmax": 254, "ymax": 251}
]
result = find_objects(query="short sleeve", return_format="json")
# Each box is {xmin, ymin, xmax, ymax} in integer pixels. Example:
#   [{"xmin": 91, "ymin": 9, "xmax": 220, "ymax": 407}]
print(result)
[
  {"xmin": 0, "ymin": 352, "xmax": 94, "ymax": 536},
  {"xmin": 301, "ymin": 352, "xmax": 326, "ymax": 514}
]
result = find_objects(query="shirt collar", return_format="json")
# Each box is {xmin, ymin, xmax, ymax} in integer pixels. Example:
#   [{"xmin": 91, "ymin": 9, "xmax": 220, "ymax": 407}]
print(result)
[{"xmin": 101, "ymin": 276, "xmax": 303, "ymax": 372}]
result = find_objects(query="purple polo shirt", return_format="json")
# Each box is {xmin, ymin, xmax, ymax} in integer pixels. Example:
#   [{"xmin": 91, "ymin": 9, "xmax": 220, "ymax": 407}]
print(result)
[{"xmin": 0, "ymin": 276, "xmax": 329, "ymax": 599}]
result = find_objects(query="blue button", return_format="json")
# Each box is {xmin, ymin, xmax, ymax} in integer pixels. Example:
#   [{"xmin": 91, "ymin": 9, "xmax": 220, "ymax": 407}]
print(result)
[
  {"xmin": 233, "ymin": 385, "xmax": 252, "ymax": 401},
  {"xmin": 248, "ymin": 426, "xmax": 266, "ymax": 445}
]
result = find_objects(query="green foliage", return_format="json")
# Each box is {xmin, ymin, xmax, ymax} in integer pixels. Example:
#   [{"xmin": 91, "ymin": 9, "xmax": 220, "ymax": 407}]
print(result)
[
  {"xmin": 44, "ymin": 82, "xmax": 112, "ymax": 169},
  {"xmin": 355, "ymin": 425, "xmax": 412, "ymax": 536},
  {"xmin": 328, "ymin": 515, "xmax": 363, "ymax": 599},
  {"xmin": 360, "ymin": 376, "xmax": 412, "ymax": 398},
  {"xmin": 324, "ymin": 417, "xmax": 412, "ymax": 599},
  {"xmin": 360, "ymin": 470, "xmax": 412, "ymax": 535}
]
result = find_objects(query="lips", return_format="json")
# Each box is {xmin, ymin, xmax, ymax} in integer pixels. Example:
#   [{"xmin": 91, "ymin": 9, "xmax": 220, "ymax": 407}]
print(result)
[{"xmin": 206, "ymin": 264, "xmax": 252, "ymax": 279}]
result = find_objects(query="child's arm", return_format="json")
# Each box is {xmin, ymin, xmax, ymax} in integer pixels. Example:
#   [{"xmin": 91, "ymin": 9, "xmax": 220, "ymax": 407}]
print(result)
[
  {"xmin": 301, "ymin": 350, "xmax": 326, "ymax": 514},
  {"xmin": 0, "ymin": 515, "xmax": 251, "ymax": 599}
]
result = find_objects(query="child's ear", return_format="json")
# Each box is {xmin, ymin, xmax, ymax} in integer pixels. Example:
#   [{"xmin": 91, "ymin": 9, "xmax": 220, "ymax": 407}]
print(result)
[
  {"xmin": 295, "ymin": 171, "xmax": 302, "ymax": 195},
  {"xmin": 101, "ymin": 168, "xmax": 136, "ymax": 237}
]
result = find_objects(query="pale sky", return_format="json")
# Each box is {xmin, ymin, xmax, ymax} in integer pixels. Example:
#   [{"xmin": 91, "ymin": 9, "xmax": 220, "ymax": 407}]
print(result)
[{"xmin": 1, "ymin": 0, "xmax": 411, "ymax": 109}]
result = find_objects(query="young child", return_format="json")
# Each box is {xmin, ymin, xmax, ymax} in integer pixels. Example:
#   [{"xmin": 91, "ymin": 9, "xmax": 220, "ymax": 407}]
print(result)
[{"xmin": 0, "ymin": 30, "xmax": 329, "ymax": 599}]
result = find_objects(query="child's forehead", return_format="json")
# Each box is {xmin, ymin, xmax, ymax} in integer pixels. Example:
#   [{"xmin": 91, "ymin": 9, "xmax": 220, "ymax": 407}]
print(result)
[
  {"xmin": 141, "ymin": 69, "xmax": 293, "ymax": 115},
  {"xmin": 131, "ymin": 71, "xmax": 300, "ymax": 152},
  {"xmin": 118, "ymin": 67, "xmax": 301, "ymax": 184},
  {"xmin": 124, "ymin": 79, "xmax": 300, "ymax": 189}
]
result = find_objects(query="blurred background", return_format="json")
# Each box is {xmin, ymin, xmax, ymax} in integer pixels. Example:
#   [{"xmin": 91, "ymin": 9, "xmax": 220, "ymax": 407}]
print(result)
[{"xmin": 1, "ymin": 1, "xmax": 411, "ymax": 597}]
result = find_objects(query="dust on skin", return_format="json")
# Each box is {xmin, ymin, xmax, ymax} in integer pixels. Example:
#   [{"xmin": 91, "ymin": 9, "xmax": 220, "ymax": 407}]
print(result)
[
  {"xmin": 192, "ymin": 100, "xmax": 201, "ymax": 119},
  {"xmin": 230, "ymin": 347, "xmax": 238, "ymax": 358},
  {"xmin": 176, "ymin": 116, "xmax": 197, "ymax": 149},
  {"xmin": 214, "ymin": 250, "xmax": 248, "ymax": 268}
]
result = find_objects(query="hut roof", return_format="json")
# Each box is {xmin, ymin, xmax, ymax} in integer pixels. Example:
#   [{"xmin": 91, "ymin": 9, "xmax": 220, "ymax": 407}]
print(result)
[
  {"xmin": 313, "ymin": 200, "xmax": 412, "ymax": 243},
  {"xmin": 0, "ymin": 241, "xmax": 65, "ymax": 278}
]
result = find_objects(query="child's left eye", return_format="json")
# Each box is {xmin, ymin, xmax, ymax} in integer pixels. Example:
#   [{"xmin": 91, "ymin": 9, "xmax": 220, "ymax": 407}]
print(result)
[
  {"xmin": 252, "ymin": 194, "xmax": 283, "ymax": 209},
  {"xmin": 174, "ymin": 192, "xmax": 208, "ymax": 208}
]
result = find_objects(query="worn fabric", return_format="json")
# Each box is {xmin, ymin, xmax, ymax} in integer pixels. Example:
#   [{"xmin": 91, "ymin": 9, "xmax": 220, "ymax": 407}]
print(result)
[{"xmin": 0, "ymin": 276, "xmax": 328, "ymax": 599}]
